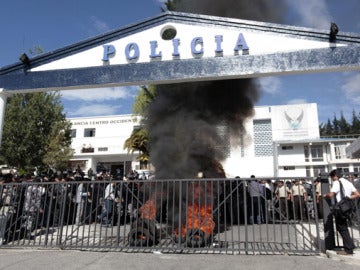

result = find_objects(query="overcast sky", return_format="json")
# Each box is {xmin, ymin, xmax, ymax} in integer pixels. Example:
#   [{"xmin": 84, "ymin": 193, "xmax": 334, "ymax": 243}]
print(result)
[{"xmin": 1, "ymin": 0, "xmax": 359, "ymax": 124}]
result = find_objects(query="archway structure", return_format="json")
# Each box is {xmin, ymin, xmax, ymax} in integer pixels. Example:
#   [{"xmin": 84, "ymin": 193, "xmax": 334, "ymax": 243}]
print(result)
[{"xmin": 0, "ymin": 11, "xmax": 360, "ymax": 147}]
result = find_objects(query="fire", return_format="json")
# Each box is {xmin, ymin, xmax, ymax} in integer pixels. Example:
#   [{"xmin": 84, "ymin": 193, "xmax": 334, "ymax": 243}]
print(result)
[
  {"xmin": 139, "ymin": 199, "xmax": 156, "ymax": 220},
  {"xmin": 177, "ymin": 203, "xmax": 215, "ymax": 237},
  {"xmin": 135, "ymin": 179, "xmax": 217, "ymax": 247}
]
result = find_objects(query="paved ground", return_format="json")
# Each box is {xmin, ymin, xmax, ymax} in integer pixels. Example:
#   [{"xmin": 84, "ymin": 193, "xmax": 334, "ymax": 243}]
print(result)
[{"xmin": 0, "ymin": 248, "xmax": 359, "ymax": 270}]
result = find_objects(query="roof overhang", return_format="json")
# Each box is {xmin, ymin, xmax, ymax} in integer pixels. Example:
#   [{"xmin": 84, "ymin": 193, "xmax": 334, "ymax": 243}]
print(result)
[{"xmin": 1, "ymin": 11, "xmax": 360, "ymax": 93}]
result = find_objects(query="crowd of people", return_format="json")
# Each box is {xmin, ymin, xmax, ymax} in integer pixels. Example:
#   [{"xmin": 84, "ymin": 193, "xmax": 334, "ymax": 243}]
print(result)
[
  {"xmin": 0, "ymin": 168, "xmax": 146, "ymax": 244},
  {"xmin": 227, "ymin": 173, "xmax": 360, "ymax": 226},
  {"xmin": 1, "ymin": 168, "xmax": 360, "ymax": 249}
]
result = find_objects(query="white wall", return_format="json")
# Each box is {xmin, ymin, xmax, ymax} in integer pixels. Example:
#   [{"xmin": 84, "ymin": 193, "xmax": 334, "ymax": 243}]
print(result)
[{"xmin": 69, "ymin": 115, "xmax": 140, "ymax": 156}]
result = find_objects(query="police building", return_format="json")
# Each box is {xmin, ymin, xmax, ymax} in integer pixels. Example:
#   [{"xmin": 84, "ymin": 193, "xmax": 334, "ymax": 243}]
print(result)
[
  {"xmin": 1, "ymin": 12, "xmax": 360, "ymax": 179},
  {"xmin": 67, "ymin": 103, "xmax": 360, "ymax": 179},
  {"xmin": 2, "ymin": 11, "xmax": 360, "ymax": 255}
]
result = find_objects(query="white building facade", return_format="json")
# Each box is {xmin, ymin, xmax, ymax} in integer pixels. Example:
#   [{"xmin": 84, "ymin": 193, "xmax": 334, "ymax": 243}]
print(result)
[
  {"xmin": 68, "ymin": 103, "xmax": 360, "ymax": 179},
  {"xmin": 68, "ymin": 114, "xmax": 141, "ymax": 178}
]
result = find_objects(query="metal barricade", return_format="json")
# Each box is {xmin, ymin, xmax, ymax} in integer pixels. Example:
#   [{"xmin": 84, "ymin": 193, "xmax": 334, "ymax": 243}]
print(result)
[{"xmin": 0, "ymin": 177, "xmax": 358, "ymax": 254}]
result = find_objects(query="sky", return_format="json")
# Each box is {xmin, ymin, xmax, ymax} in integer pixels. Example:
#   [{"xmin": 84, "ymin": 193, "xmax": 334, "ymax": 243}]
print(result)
[{"xmin": 1, "ymin": 0, "xmax": 360, "ymax": 124}]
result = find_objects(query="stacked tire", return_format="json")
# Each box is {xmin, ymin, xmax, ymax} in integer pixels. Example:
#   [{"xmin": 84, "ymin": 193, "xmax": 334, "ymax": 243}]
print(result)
[{"xmin": 128, "ymin": 219, "xmax": 159, "ymax": 247}]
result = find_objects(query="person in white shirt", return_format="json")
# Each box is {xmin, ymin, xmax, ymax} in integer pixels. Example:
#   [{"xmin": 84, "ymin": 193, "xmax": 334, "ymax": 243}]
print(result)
[
  {"xmin": 324, "ymin": 169, "xmax": 360, "ymax": 255},
  {"xmin": 97, "ymin": 181, "xmax": 117, "ymax": 225}
]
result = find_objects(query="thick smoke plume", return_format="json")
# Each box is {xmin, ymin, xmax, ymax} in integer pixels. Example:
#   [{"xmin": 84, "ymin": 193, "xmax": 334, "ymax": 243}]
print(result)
[
  {"xmin": 173, "ymin": 0, "xmax": 285, "ymax": 24},
  {"xmin": 146, "ymin": 80, "xmax": 258, "ymax": 179},
  {"xmin": 146, "ymin": 0, "xmax": 286, "ymax": 179}
]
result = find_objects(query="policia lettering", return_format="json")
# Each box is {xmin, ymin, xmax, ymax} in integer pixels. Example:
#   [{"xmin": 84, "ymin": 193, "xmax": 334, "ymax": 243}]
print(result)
[{"xmin": 102, "ymin": 33, "xmax": 249, "ymax": 62}]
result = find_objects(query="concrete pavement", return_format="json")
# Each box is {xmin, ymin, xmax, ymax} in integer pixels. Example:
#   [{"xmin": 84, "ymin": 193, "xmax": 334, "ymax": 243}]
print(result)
[{"xmin": 0, "ymin": 248, "xmax": 359, "ymax": 270}]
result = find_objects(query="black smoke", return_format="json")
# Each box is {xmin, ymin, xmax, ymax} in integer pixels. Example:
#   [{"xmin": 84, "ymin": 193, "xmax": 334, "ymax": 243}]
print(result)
[
  {"xmin": 146, "ymin": 0, "xmax": 286, "ymax": 179},
  {"xmin": 170, "ymin": 0, "xmax": 285, "ymax": 24},
  {"xmin": 146, "ymin": 80, "xmax": 258, "ymax": 179}
]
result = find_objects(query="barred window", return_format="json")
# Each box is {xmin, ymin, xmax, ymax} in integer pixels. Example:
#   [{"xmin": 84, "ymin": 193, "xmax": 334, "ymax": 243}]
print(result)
[
  {"xmin": 215, "ymin": 124, "xmax": 231, "ymax": 158},
  {"xmin": 253, "ymin": 119, "xmax": 273, "ymax": 157},
  {"xmin": 84, "ymin": 128, "xmax": 96, "ymax": 137},
  {"xmin": 334, "ymin": 143, "xmax": 347, "ymax": 159}
]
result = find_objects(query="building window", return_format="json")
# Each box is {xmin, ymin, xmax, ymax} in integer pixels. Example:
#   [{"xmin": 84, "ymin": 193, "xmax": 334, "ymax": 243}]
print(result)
[
  {"xmin": 84, "ymin": 128, "xmax": 96, "ymax": 137},
  {"xmin": 304, "ymin": 146, "xmax": 309, "ymax": 162},
  {"xmin": 253, "ymin": 119, "xmax": 273, "ymax": 157},
  {"xmin": 283, "ymin": 166, "xmax": 295, "ymax": 170},
  {"xmin": 215, "ymin": 123, "xmax": 231, "ymax": 158},
  {"xmin": 311, "ymin": 145, "xmax": 324, "ymax": 161},
  {"xmin": 304, "ymin": 145, "xmax": 323, "ymax": 162},
  {"xmin": 334, "ymin": 143, "xmax": 347, "ymax": 159},
  {"xmin": 281, "ymin": 146, "xmax": 293, "ymax": 150},
  {"xmin": 240, "ymin": 134, "xmax": 245, "ymax": 157},
  {"xmin": 71, "ymin": 129, "xmax": 77, "ymax": 138},
  {"xmin": 98, "ymin": 147, "xmax": 108, "ymax": 152},
  {"xmin": 353, "ymin": 164, "xmax": 360, "ymax": 174}
]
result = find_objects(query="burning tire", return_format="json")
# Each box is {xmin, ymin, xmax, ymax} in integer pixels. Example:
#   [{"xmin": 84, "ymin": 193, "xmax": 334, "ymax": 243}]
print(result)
[
  {"xmin": 128, "ymin": 219, "xmax": 159, "ymax": 247},
  {"xmin": 173, "ymin": 234, "xmax": 185, "ymax": 244},
  {"xmin": 185, "ymin": 228, "xmax": 212, "ymax": 248}
]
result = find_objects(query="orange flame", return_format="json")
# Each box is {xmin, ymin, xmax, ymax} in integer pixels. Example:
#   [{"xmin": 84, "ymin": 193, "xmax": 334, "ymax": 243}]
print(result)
[
  {"xmin": 176, "ymin": 203, "xmax": 215, "ymax": 237},
  {"xmin": 139, "ymin": 199, "xmax": 156, "ymax": 220}
]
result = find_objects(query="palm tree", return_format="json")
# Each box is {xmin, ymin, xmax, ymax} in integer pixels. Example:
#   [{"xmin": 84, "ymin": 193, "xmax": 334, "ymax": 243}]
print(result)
[
  {"xmin": 123, "ymin": 86, "xmax": 156, "ymax": 168},
  {"xmin": 124, "ymin": 127, "xmax": 149, "ymax": 168}
]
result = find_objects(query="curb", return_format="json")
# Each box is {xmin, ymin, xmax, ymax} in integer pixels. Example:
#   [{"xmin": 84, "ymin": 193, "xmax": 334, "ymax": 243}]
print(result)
[{"xmin": 326, "ymin": 250, "xmax": 360, "ymax": 265}]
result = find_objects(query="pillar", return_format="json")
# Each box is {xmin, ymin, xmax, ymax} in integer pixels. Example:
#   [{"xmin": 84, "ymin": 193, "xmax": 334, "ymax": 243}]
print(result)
[
  {"xmin": 0, "ymin": 89, "xmax": 8, "ymax": 145},
  {"xmin": 320, "ymin": 172, "xmax": 335, "ymax": 251}
]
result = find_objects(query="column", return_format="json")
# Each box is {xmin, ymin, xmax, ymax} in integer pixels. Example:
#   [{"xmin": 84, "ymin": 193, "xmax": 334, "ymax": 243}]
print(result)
[
  {"xmin": 320, "ymin": 172, "xmax": 335, "ymax": 251},
  {"xmin": 0, "ymin": 89, "xmax": 8, "ymax": 145}
]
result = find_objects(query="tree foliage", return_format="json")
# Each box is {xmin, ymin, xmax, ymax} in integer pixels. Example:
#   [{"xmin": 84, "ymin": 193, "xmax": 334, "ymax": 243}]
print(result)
[
  {"xmin": 123, "ymin": 86, "xmax": 156, "ymax": 165},
  {"xmin": 0, "ymin": 92, "xmax": 73, "ymax": 174},
  {"xmin": 132, "ymin": 85, "xmax": 157, "ymax": 116},
  {"xmin": 319, "ymin": 110, "xmax": 360, "ymax": 136}
]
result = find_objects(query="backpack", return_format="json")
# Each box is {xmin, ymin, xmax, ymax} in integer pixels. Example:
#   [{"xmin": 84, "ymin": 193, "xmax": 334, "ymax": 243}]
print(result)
[{"xmin": 332, "ymin": 181, "xmax": 356, "ymax": 220}]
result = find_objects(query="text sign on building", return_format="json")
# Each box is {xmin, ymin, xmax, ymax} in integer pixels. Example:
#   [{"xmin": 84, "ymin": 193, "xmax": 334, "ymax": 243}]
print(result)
[{"xmin": 31, "ymin": 22, "xmax": 339, "ymax": 72}]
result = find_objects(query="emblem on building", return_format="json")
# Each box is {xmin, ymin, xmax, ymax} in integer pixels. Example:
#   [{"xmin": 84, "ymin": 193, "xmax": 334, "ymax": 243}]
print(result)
[{"xmin": 284, "ymin": 107, "xmax": 304, "ymax": 130}]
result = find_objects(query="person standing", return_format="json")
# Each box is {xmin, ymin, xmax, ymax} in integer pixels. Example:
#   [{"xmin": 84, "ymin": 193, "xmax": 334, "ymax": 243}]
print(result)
[
  {"xmin": 314, "ymin": 178, "xmax": 323, "ymax": 219},
  {"xmin": 75, "ymin": 179, "xmax": 89, "ymax": 225},
  {"xmin": 353, "ymin": 173, "xmax": 360, "ymax": 222},
  {"xmin": 23, "ymin": 177, "xmax": 45, "ymax": 238},
  {"xmin": 247, "ymin": 175, "xmax": 263, "ymax": 224},
  {"xmin": 324, "ymin": 169, "xmax": 360, "ymax": 255},
  {"xmin": 275, "ymin": 180, "xmax": 291, "ymax": 221},
  {"xmin": 87, "ymin": 168, "xmax": 94, "ymax": 181},
  {"xmin": 291, "ymin": 179, "xmax": 306, "ymax": 221},
  {"xmin": 97, "ymin": 181, "xmax": 116, "ymax": 226}
]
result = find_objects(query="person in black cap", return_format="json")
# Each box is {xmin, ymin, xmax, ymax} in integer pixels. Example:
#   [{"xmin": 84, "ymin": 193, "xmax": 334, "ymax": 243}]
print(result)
[{"xmin": 324, "ymin": 169, "xmax": 360, "ymax": 255}]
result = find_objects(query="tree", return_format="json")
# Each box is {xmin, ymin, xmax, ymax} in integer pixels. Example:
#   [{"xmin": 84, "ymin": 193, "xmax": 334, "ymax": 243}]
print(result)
[
  {"xmin": 132, "ymin": 85, "xmax": 156, "ymax": 116},
  {"xmin": 350, "ymin": 110, "xmax": 360, "ymax": 135},
  {"xmin": 123, "ymin": 85, "xmax": 156, "ymax": 168},
  {"xmin": 0, "ymin": 91, "xmax": 73, "ymax": 175},
  {"xmin": 319, "ymin": 120, "xmax": 330, "ymax": 136},
  {"xmin": 43, "ymin": 120, "xmax": 74, "ymax": 173},
  {"xmin": 332, "ymin": 114, "xmax": 340, "ymax": 135},
  {"xmin": 320, "ymin": 110, "xmax": 360, "ymax": 137},
  {"xmin": 123, "ymin": 127, "xmax": 149, "ymax": 167},
  {"xmin": 338, "ymin": 111, "xmax": 350, "ymax": 135}
]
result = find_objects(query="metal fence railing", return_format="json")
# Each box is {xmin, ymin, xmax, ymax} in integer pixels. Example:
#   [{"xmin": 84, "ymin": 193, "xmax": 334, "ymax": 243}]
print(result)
[{"xmin": 1, "ymin": 177, "xmax": 359, "ymax": 254}]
